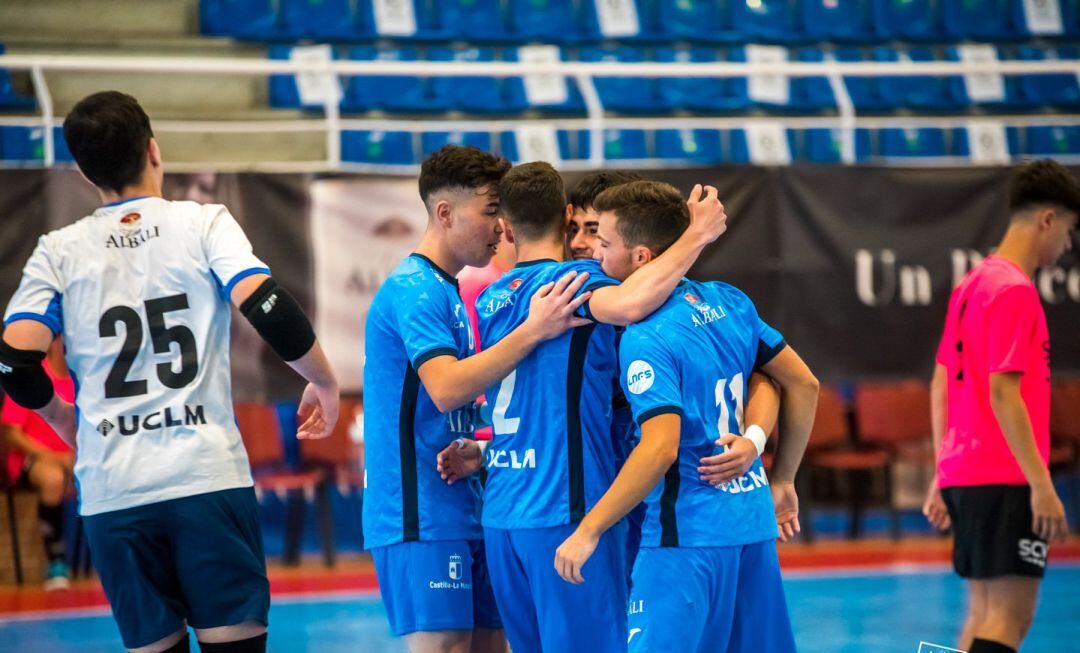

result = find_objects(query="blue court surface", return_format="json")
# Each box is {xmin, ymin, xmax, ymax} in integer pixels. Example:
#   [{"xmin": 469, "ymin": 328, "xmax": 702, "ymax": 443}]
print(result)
[{"xmin": 1, "ymin": 564, "xmax": 1076, "ymax": 652}]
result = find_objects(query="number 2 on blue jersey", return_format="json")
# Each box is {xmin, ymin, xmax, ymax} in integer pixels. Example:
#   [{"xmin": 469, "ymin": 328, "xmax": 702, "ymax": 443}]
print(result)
[{"xmin": 492, "ymin": 370, "xmax": 521, "ymax": 435}]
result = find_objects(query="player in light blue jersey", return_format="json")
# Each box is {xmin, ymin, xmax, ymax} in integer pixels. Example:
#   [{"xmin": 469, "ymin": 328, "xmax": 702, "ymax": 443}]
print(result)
[
  {"xmin": 363, "ymin": 146, "xmax": 592, "ymax": 653},
  {"xmin": 554, "ymin": 181, "xmax": 820, "ymax": 653},
  {"xmin": 439, "ymin": 162, "xmax": 729, "ymax": 653}
]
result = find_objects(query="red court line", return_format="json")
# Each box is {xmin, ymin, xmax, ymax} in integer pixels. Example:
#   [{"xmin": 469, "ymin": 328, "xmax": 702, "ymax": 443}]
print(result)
[{"xmin": 2, "ymin": 539, "xmax": 1077, "ymax": 617}]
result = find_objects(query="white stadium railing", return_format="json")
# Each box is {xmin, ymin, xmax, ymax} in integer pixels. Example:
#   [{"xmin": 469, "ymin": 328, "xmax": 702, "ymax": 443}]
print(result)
[{"xmin": 0, "ymin": 53, "xmax": 1078, "ymax": 172}]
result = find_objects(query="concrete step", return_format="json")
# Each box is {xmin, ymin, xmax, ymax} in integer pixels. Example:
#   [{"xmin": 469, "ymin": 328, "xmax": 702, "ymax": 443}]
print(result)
[
  {"xmin": 156, "ymin": 128, "xmax": 327, "ymax": 166},
  {"xmin": 0, "ymin": 0, "xmax": 200, "ymax": 40}
]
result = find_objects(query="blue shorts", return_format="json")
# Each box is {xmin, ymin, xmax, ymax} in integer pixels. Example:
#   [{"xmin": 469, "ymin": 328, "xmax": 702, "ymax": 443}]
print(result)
[
  {"xmin": 484, "ymin": 522, "xmax": 628, "ymax": 653},
  {"xmin": 370, "ymin": 539, "xmax": 502, "ymax": 636},
  {"xmin": 628, "ymin": 541, "xmax": 795, "ymax": 653},
  {"xmin": 83, "ymin": 487, "xmax": 269, "ymax": 649}
]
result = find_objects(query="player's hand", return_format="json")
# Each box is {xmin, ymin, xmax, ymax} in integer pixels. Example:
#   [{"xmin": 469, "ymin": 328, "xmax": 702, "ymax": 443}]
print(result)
[
  {"xmin": 921, "ymin": 477, "xmax": 951, "ymax": 532},
  {"xmin": 525, "ymin": 270, "xmax": 593, "ymax": 341},
  {"xmin": 296, "ymin": 381, "xmax": 339, "ymax": 440},
  {"xmin": 685, "ymin": 184, "xmax": 727, "ymax": 246},
  {"xmin": 1031, "ymin": 481, "xmax": 1068, "ymax": 544},
  {"xmin": 771, "ymin": 481, "xmax": 801, "ymax": 543},
  {"xmin": 698, "ymin": 434, "xmax": 757, "ymax": 486},
  {"xmin": 436, "ymin": 438, "xmax": 483, "ymax": 485},
  {"xmin": 554, "ymin": 525, "xmax": 600, "ymax": 584}
]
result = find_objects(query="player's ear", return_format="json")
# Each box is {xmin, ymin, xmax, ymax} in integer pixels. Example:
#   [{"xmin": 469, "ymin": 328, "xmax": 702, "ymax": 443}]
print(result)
[
  {"xmin": 434, "ymin": 199, "xmax": 453, "ymax": 228},
  {"xmin": 147, "ymin": 138, "xmax": 162, "ymax": 170},
  {"xmin": 632, "ymin": 245, "xmax": 654, "ymax": 266},
  {"xmin": 564, "ymin": 204, "xmax": 574, "ymax": 226},
  {"xmin": 1037, "ymin": 207, "xmax": 1056, "ymax": 232},
  {"xmin": 502, "ymin": 218, "xmax": 516, "ymax": 245}
]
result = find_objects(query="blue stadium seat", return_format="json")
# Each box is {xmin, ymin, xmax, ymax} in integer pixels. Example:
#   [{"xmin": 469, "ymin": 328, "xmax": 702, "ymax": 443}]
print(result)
[
  {"xmin": 731, "ymin": 0, "xmax": 804, "ymax": 43},
  {"xmin": 504, "ymin": 48, "xmax": 586, "ymax": 114},
  {"xmin": 655, "ymin": 129, "xmax": 724, "ymax": 163},
  {"xmin": 200, "ymin": 0, "xmax": 283, "ymax": 39},
  {"xmin": 802, "ymin": 0, "xmax": 876, "ymax": 42},
  {"xmin": 656, "ymin": 47, "xmax": 749, "ymax": 112},
  {"xmin": 879, "ymin": 128, "xmax": 949, "ymax": 158},
  {"xmin": 952, "ymin": 126, "xmax": 1020, "ymax": 158},
  {"xmin": 791, "ymin": 48, "xmax": 836, "ymax": 110},
  {"xmin": 944, "ymin": 46, "xmax": 1028, "ymax": 110},
  {"xmin": 1065, "ymin": 0, "xmax": 1080, "ymax": 37},
  {"xmin": 268, "ymin": 46, "xmax": 344, "ymax": 111},
  {"xmin": 498, "ymin": 129, "xmax": 575, "ymax": 162},
  {"xmin": 872, "ymin": 0, "xmax": 947, "ymax": 41},
  {"xmin": 943, "ymin": 0, "xmax": 1019, "ymax": 40},
  {"xmin": 506, "ymin": 0, "xmax": 601, "ymax": 43},
  {"xmin": 280, "ymin": 0, "xmax": 373, "ymax": 40},
  {"xmin": 428, "ymin": 48, "xmax": 526, "ymax": 115},
  {"xmin": 655, "ymin": 0, "xmax": 736, "ymax": 42},
  {"xmin": 345, "ymin": 47, "xmax": 450, "ymax": 113},
  {"xmin": 0, "ymin": 126, "xmax": 44, "ymax": 162},
  {"xmin": 0, "ymin": 44, "xmax": 35, "ymax": 111},
  {"xmin": 876, "ymin": 47, "xmax": 959, "ymax": 112},
  {"xmin": 728, "ymin": 128, "xmax": 798, "ymax": 163},
  {"xmin": 594, "ymin": 129, "xmax": 649, "ymax": 160},
  {"xmin": 836, "ymin": 47, "xmax": 891, "ymax": 112},
  {"xmin": 421, "ymin": 132, "xmax": 494, "ymax": 157},
  {"xmin": 800, "ymin": 128, "xmax": 872, "ymax": 163},
  {"xmin": 435, "ymin": 0, "xmax": 509, "ymax": 41},
  {"xmin": 1016, "ymin": 46, "xmax": 1080, "ymax": 109},
  {"xmin": 340, "ymin": 131, "xmax": 415, "ymax": 164},
  {"xmin": 1026, "ymin": 126, "xmax": 1080, "ymax": 155},
  {"xmin": 578, "ymin": 47, "xmax": 668, "ymax": 113}
]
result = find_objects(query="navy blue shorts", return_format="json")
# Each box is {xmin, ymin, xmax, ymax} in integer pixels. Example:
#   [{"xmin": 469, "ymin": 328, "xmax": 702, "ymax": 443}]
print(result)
[
  {"xmin": 485, "ymin": 522, "xmax": 628, "ymax": 653},
  {"xmin": 629, "ymin": 541, "xmax": 795, "ymax": 653},
  {"xmin": 83, "ymin": 487, "xmax": 270, "ymax": 649},
  {"xmin": 370, "ymin": 539, "xmax": 502, "ymax": 636}
]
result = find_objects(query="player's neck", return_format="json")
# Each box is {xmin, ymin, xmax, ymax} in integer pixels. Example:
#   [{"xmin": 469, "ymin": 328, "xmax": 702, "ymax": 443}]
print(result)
[
  {"xmin": 994, "ymin": 226, "xmax": 1040, "ymax": 278},
  {"xmin": 99, "ymin": 178, "xmax": 163, "ymax": 207},
  {"xmin": 414, "ymin": 231, "xmax": 465, "ymax": 277},
  {"xmin": 514, "ymin": 239, "xmax": 566, "ymax": 265}
]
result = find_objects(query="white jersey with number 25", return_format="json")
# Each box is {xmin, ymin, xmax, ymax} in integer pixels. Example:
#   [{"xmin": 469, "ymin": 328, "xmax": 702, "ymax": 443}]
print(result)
[{"xmin": 4, "ymin": 196, "xmax": 268, "ymax": 516}]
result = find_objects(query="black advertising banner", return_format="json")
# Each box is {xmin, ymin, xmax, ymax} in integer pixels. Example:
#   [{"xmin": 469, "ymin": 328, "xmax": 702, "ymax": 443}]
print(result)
[{"xmin": 1, "ymin": 167, "xmax": 1077, "ymax": 389}]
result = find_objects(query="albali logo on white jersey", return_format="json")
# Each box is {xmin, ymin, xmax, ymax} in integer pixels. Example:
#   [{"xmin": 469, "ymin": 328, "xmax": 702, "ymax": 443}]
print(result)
[{"xmin": 96, "ymin": 403, "xmax": 208, "ymax": 437}]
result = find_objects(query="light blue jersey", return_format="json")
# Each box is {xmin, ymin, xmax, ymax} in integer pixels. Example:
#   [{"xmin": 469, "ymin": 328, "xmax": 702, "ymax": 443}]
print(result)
[
  {"xmin": 619, "ymin": 279, "xmax": 787, "ymax": 548},
  {"xmin": 475, "ymin": 258, "xmax": 619, "ymax": 529},
  {"xmin": 362, "ymin": 254, "xmax": 482, "ymax": 549}
]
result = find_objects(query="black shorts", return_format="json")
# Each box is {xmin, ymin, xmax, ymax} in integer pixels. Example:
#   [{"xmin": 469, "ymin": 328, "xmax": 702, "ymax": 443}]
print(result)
[{"xmin": 942, "ymin": 484, "xmax": 1048, "ymax": 579}]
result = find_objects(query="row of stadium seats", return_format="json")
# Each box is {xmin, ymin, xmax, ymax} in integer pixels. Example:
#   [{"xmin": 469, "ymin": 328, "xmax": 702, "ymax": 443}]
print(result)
[
  {"xmin": 202, "ymin": 0, "xmax": 1080, "ymax": 44},
  {"xmin": 268, "ymin": 44, "xmax": 1080, "ymax": 115},
  {"xmin": 338, "ymin": 125, "xmax": 1080, "ymax": 165},
  {"xmin": 1, "ymin": 124, "xmax": 1075, "ymax": 166}
]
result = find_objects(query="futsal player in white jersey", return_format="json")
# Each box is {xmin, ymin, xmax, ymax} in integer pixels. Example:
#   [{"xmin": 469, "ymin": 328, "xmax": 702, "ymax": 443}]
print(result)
[{"xmin": 0, "ymin": 92, "xmax": 340, "ymax": 653}]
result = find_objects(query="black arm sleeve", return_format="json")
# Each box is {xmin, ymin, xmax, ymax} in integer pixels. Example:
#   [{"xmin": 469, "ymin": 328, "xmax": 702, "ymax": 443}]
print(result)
[
  {"xmin": 239, "ymin": 278, "xmax": 317, "ymax": 363},
  {"xmin": 0, "ymin": 339, "xmax": 54, "ymax": 410}
]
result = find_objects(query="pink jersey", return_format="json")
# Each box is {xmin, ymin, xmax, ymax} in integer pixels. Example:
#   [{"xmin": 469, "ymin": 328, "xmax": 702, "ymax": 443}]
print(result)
[
  {"xmin": 457, "ymin": 262, "xmax": 506, "ymax": 442},
  {"xmin": 935, "ymin": 256, "xmax": 1051, "ymax": 488}
]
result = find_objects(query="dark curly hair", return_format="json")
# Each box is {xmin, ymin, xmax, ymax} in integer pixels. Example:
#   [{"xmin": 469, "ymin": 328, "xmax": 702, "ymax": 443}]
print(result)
[
  {"xmin": 592, "ymin": 181, "xmax": 689, "ymax": 256},
  {"xmin": 418, "ymin": 145, "xmax": 511, "ymax": 205},
  {"xmin": 1009, "ymin": 159, "xmax": 1080, "ymax": 217},
  {"xmin": 63, "ymin": 91, "xmax": 154, "ymax": 194},
  {"xmin": 567, "ymin": 170, "xmax": 644, "ymax": 211}
]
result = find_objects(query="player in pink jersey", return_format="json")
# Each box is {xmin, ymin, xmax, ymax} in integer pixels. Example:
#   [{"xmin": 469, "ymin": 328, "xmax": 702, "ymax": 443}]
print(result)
[{"xmin": 923, "ymin": 160, "xmax": 1078, "ymax": 653}]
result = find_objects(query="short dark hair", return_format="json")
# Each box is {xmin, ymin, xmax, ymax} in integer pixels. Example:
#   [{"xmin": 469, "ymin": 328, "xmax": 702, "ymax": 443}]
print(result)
[
  {"xmin": 418, "ymin": 145, "xmax": 510, "ymax": 205},
  {"xmin": 498, "ymin": 162, "xmax": 566, "ymax": 241},
  {"xmin": 62, "ymin": 91, "xmax": 154, "ymax": 194},
  {"xmin": 567, "ymin": 170, "xmax": 644, "ymax": 211},
  {"xmin": 1009, "ymin": 159, "xmax": 1080, "ymax": 218},
  {"xmin": 592, "ymin": 181, "xmax": 689, "ymax": 256}
]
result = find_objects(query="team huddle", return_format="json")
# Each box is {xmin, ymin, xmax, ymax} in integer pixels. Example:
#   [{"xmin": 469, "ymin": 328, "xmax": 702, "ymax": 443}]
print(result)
[
  {"xmin": 362, "ymin": 150, "xmax": 819, "ymax": 653},
  {"xmin": 0, "ymin": 89, "xmax": 1073, "ymax": 653}
]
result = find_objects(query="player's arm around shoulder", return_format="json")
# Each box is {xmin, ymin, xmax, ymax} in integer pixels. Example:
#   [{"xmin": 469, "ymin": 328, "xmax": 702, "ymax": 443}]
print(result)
[
  {"xmin": 230, "ymin": 273, "xmax": 340, "ymax": 441},
  {"xmin": 587, "ymin": 185, "xmax": 728, "ymax": 327}
]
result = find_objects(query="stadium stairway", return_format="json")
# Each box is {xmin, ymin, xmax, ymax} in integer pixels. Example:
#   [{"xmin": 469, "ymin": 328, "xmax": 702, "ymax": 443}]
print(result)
[{"xmin": 0, "ymin": 0, "xmax": 327, "ymax": 167}]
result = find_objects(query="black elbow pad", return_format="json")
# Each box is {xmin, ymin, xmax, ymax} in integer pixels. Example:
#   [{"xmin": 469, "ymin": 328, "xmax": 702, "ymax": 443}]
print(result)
[
  {"xmin": 239, "ymin": 278, "xmax": 317, "ymax": 362},
  {"xmin": 0, "ymin": 340, "xmax": 54, "ymax": 410}
]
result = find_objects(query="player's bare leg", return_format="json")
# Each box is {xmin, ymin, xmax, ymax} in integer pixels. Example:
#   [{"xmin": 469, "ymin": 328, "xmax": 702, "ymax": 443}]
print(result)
[
  {"xmin": 195, "ymin": 620, "xmax": 268, "ymax": 645},
  {"xmin": 129, "ymin": 627, "xmax": 187, "ymax": 653},
  {"xmin": 972, "ymin": 576, "xmax": 1039, "ymax": 650},
  {"xmin": 470, "ymin": 628, "xmax": 507, "ymax": 653},
  {"xmin": 959, "ymin": 579, "xmax": 988, "ymax": 650},
  {"xmin": 406, "ymin": 631, "xmax": 472, "ymax": 653}
]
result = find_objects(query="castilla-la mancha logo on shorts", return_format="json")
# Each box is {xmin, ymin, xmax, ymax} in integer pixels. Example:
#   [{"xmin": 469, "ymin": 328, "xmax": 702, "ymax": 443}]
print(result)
[{"xmin": 448, "ymin": 555, "xmax": 463, "ymax": 581}]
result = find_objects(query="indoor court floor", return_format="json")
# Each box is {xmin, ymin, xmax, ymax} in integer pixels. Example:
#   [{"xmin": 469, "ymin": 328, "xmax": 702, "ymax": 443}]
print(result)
[{"xmin": 1, "ymin": 539, "xmax": 1077, "ymax": 653}]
